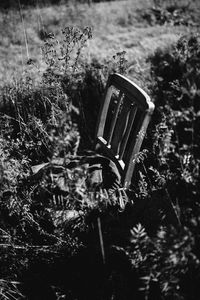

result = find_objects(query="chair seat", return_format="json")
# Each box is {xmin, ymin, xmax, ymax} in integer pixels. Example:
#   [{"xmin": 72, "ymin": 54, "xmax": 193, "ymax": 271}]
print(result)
[
  {"xmin": 31, "ymin": 155, "xmax": 121, "ymax": 191},
  {"xmin": 31, "ymin": 155, "xmax": 123, "ymax": 227}
]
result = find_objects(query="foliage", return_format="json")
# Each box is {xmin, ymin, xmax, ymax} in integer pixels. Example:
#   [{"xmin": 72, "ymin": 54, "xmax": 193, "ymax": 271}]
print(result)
[
  {"xmin": 148, "ymin": 33, "xmax": 200, "ymax": 211},
  {"xmin": 1, "ymin": 24, "xmax": 200, "ymax": 299},
  {"xmin": 132, "ymin": 33, "xmax": 200, "ymax": 297},
  {"xmin": 0, "ymin": 25, "xmax": 130, "ymax": 299},
  {"xmin": 0, "ymin": 279, "xmax": 24, "ymax": 300},
  {"xmin": 142, "ymin": 0, "xmax": 196, "ymax": 26},
  {"xmin": 128, "ymin": 224, "xmax": 199, "ymax": 299}
]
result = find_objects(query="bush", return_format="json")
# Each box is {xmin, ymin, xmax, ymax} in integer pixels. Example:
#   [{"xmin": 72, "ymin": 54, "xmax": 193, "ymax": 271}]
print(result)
[
  {"xmin": 148, "ymin": 33, "xmax": 200, "ymax": 216},
  {"xmin": 137, "ymin": 33, "xmax": 200, "ymax": 297},
  {"xmin": 141, "ymin": 0, "xmax": 196, "ymax": 26}
]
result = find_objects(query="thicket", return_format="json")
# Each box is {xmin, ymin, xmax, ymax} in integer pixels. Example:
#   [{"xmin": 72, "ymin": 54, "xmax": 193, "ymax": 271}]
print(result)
[{"xmin": 0, "ymin": 27, "xmax": 200, "ymax": 299}]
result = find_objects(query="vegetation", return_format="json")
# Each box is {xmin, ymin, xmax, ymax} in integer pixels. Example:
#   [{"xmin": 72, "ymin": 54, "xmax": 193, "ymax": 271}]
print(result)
[
  {"xmin": 141, "ymin": 0, "xmax": 199, "ymax": 26},
  {"xmin": 1, "ymin": 0, "xmax": 200, "ymax": 299}
]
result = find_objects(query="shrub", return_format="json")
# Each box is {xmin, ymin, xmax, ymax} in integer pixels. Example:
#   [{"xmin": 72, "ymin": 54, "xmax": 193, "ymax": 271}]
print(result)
[
  {"xmin": 133, "ymin": 33, "xmax": 200, "ymax": 298},
  {"xmin": 141, "ymin": 0, "xmax": 196, "ymax": 26},
  {"xmin": 127, "ymin": 223, "xmax": 199, "ymax": 299},
  {"xmin": 148, "ymin": 33, "xmax": 200, "ymax": 214}
]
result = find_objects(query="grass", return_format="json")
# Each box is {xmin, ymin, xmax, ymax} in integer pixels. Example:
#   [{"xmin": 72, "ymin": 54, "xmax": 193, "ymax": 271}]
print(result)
[{"xmin": 1, "ymin": 0, "xmax": 199, "ymax": 87}]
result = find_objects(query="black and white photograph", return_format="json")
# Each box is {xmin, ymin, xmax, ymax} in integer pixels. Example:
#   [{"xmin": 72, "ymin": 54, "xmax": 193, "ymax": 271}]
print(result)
[{"xmin": 0, "ymin": 0, "xmax": 200, "ymax": 299}]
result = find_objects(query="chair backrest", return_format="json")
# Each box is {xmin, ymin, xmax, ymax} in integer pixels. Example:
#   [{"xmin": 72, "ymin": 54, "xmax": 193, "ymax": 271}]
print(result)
[{"xmin": 96, "ymin": 73, "xmax": 155, "ymax": 188}]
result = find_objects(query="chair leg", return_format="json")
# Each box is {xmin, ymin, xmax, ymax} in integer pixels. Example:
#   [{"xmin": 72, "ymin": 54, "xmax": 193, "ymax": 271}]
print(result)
[{"xmin": 97, "ymin": 217, "xmax": 105, "ymax": 264}]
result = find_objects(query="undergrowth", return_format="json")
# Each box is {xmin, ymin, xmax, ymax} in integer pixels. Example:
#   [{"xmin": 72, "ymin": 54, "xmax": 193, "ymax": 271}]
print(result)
[{"xmin": 0, "ymin": 26, "xmax": 200, "ymax": 299}]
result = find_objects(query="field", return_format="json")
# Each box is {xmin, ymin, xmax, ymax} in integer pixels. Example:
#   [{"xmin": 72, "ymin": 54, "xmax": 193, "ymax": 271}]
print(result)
[
  {"xmin": 1, "ymin": 0, "xmax": 200, "ymax": 299},
  {"xmin": 1, "ymin": 0, "xmax": 199, "ymax": 85}
]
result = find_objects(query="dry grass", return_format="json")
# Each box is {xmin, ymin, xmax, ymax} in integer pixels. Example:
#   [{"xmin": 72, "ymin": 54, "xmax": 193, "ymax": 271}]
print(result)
[{"xmin": 0, "ymin": 0, "xmax": 199, "ymax": 86}]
